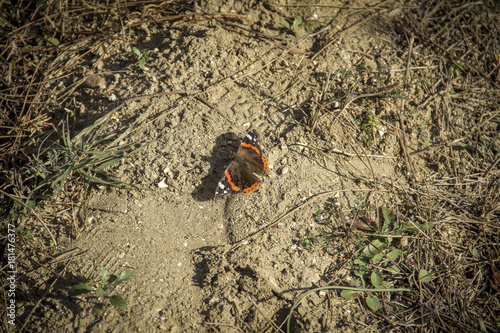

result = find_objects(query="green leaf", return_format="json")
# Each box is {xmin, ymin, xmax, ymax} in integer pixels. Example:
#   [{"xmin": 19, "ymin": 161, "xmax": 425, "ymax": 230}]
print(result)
[
  {"xmin": 361, "ymin": 239, "xmax": 388, "ymax": 259},
  {"xmin": 381, "ymin": 207, "xmax": 395, "ymax": 231},
  {"xmin": 471, "ymin": 247, "xmax": 479, "ymax": 258},
  {"xmin": 73, "ymin": 158, "xmax": 94, "ymax": 170},
  {"xmin": 100, "ymin": 267, "xmax": 109, "ymax": 283},
  {"xmin": 46, "ymin": 37, "xmax": 59, "ymax": 47},
  {"xmin": 370, "ymin": 272, "xmax": 383, "ymax": 287},
  {"xmin": 349, "ymin": 278, "xmax": 362, "ymax": 287},
  {"xmin": 386, "ymin": 249, "xmax": 403, "ymax": 262},
  {"xmin": 77, "ymin": 169, "xmax": 138, "ymax": 189},
  {"xmin": 92, "ymin": 303, "xmax": 103, "ymax": 314},
  {"xmin": 292, "ymin": 16, "xmax": 302, "ymax": 28},
  {"xmin": 95, "ymin": 157, "xmax": 126, "ymax": 171},
  {"xmin": 10, "ymin": 209, "xmax": 19, "ymax": 219},
  {"xmin": 117, "ymin": 270, "xmax": 136, "ymax": 284},
  {"xmin": 353, "ymin": 265, "xmax": 370, "ymax": 279},
  {"xmin": 402, "ymin": 222, "xmax": 434, "ymax": 233},
  {"xmin": 372, "ymin": 252, "xmax": 384, "ymax": 264},
  {"xmin": 138, "ymin": 58, "xmax": 146, "ymax": 68},
  {"xmin": 81, "ymin": 277, "xmax": 93, "ymax": 284},
  {"xmin": 52, "ymin": 167, "xmax": 72, "ymax": 195},
  {"xmin": 361, "ymin": 113, "xmax": 376, "ymax": 128},
  {"xmin": 95, "ymin": 287, "xmax": 107, "ymax": 297},
  {"xmin": 420, "ymin": 222, "xmax": 434, "ymax": 231},
  {"xmin": 110, "ymin": 295, "xmax": 127, "ymax": 309},
  {"xmin": 69, "ymin": 283, "xmax": 93, "ymax": 296},
  {"xmin": 366, "ymin": 295, "xmax": 380, "ymax": 311},
  {"xmin": 132, "ymin": 47, "xmax": 141, "ymax": 56},
  {"xmin": 419, "ymin": 269, "xmax": 433, "ymax": 283},
  {"xmin": 341, "ymin": 289, "xmax": 358, "ymax": 300},
  {"xmin": 387, "ymin": 265, "xmax": 400, "ymax": 274},
  {"xmin": 353, "ymin": 258, "xmax": 368, "ymax": 267},
  {"xmin": 281, "ymin": 19, "xmax": 290, "ymax": 29}
]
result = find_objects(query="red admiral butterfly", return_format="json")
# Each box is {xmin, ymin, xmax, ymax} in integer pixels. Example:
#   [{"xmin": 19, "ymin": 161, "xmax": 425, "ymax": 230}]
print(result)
[{"xmin": 215, "ymin": 130, "xmax": 269, "ymax": 199}]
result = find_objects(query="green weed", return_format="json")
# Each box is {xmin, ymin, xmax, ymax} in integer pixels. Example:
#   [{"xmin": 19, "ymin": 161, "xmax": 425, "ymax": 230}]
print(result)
[
  {"xmin": 352, "ymin": 194, "xmax": 370, "ymax": 216},
  {"xmin": 355, "ymin": 113, "xmax": 378, "ymax": 146},
  {"xmin": 448, "ymin": 61, "xmax": 465, "ymax": 77},
  {"xmin": 7, "ymin": 201, "xmax": 34, "ymax": 240},
  {"xmin": 305, "ymin": 203, "xmax": 345, "ymax": 254},
  {"xmin": 132, "ymin": 47, "xmax": 150, "ymax": 68},
  {"xmin": 27, "ymin": 114, "xmax": 148, "ymax": 200},
  {"xmin": 417, "ymin": 124, "xmax": 431, "ymax": 147},
  {"xmin": 7, "ymin": 111, "xmax": 150, "ymax": 245},
  {"xmin": 304, "ymin": 204, "xmax": 434, "ymax": 313},
  {"xmin": 70, "ymin": 267, "xmax": 136, "ymax": 314},
  {"xmin": 347, "ymin": 207, "xmax": 434, "ymax": 309},
  {"xmin": 302, "ymin": 228, "xmax": 324, "ymax": 251},
  {"xmin": 281, "ymin": 16, "xmax": 303, "ymax": 37},
  {"xmin": 286, "ymin": 284, "xmax": 411, "ymax": 332},
  {"xmin": 284, "ymin": 6, "xmax": 326, "ymax": 36}
]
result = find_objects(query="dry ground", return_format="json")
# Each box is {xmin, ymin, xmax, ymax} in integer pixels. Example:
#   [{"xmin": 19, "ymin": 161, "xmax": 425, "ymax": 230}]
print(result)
[{"xmin": 1, "ymin": 0, "xmax": 499, "ymax": 332}]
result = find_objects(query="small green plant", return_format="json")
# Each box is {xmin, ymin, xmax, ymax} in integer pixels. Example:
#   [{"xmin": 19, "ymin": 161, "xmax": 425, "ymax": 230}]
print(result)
[
  {"xmin": 302, "ymin": 228, "xmax": 324, "ymax": 251},
  {"xmin": 286, "ymin": 283, "xmax": 411, "ymax": 332},
  {"xmin": 70, "ymin": 267, "xmax": 136, "ymax": 314},
  {"xmin": 287, "ymin": 6, "xmax": 326, "ymax": 34},
  {"xmin": 345, "ymin": 207, "xmax": 434, "ymax": 309},
  {"xmin": 448, "ymin": 61, "xmax": 465, "ymax": 77},
  {"xmin": 352, "ymin": 194, "xmax": 369, "ymax": 216},
  {"xmin": 337, "ymin": 68, "xmax": 357, "ymax": 81},
  {"xmin": 304, "ymin": 202, "xmax": 351, "ymax": 254},
  {"xmin": 10, "ymin": 112, "xmax": 149, "ymax": 246},
  {"xmin": 281, "ymin": 16, "xmax": 302, "ymax": 37},
  {"xmin": 417, "ymin": 124, "xmax": 431, "ymax": 147},
  {"xmin": 355, "ymin": 113, "xmax": 378, "ymax": 146},
  {"xmin": 9, "ymin": 200, "xmax": 34, "ymax": 226},
  {"xmin": 313, "ymin": 203, "xmax": 336, "ymax": 224},
  {"xmin": 132, "ymin": 46, "xmax": 150, "ymax": 68},
  {"xmin": 306, "ymin": 204, "xmax": 339, "ymax": 252},
  {"xmin": 7, "ymin": 201, "xmax": 34, "ymax": 239},
  {"xmin": 35, "ymin": 34, "xmax": 60, "ymax": 47},
  {"xmin": 26, "ymin": 113, "xmax": 148, "ymax": 199}
]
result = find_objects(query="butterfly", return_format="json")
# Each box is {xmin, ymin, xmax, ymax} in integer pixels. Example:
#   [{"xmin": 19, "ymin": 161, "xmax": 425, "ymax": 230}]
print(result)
[{"xmin": 215, "ymin": 130, "xmax": 269, "ymax": 199}]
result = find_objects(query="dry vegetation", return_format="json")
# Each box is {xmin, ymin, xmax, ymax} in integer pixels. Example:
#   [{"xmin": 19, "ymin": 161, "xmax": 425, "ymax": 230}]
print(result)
[{"xmin": 1, "ymin": 0, "xmax": 499, "ymax": 332}]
